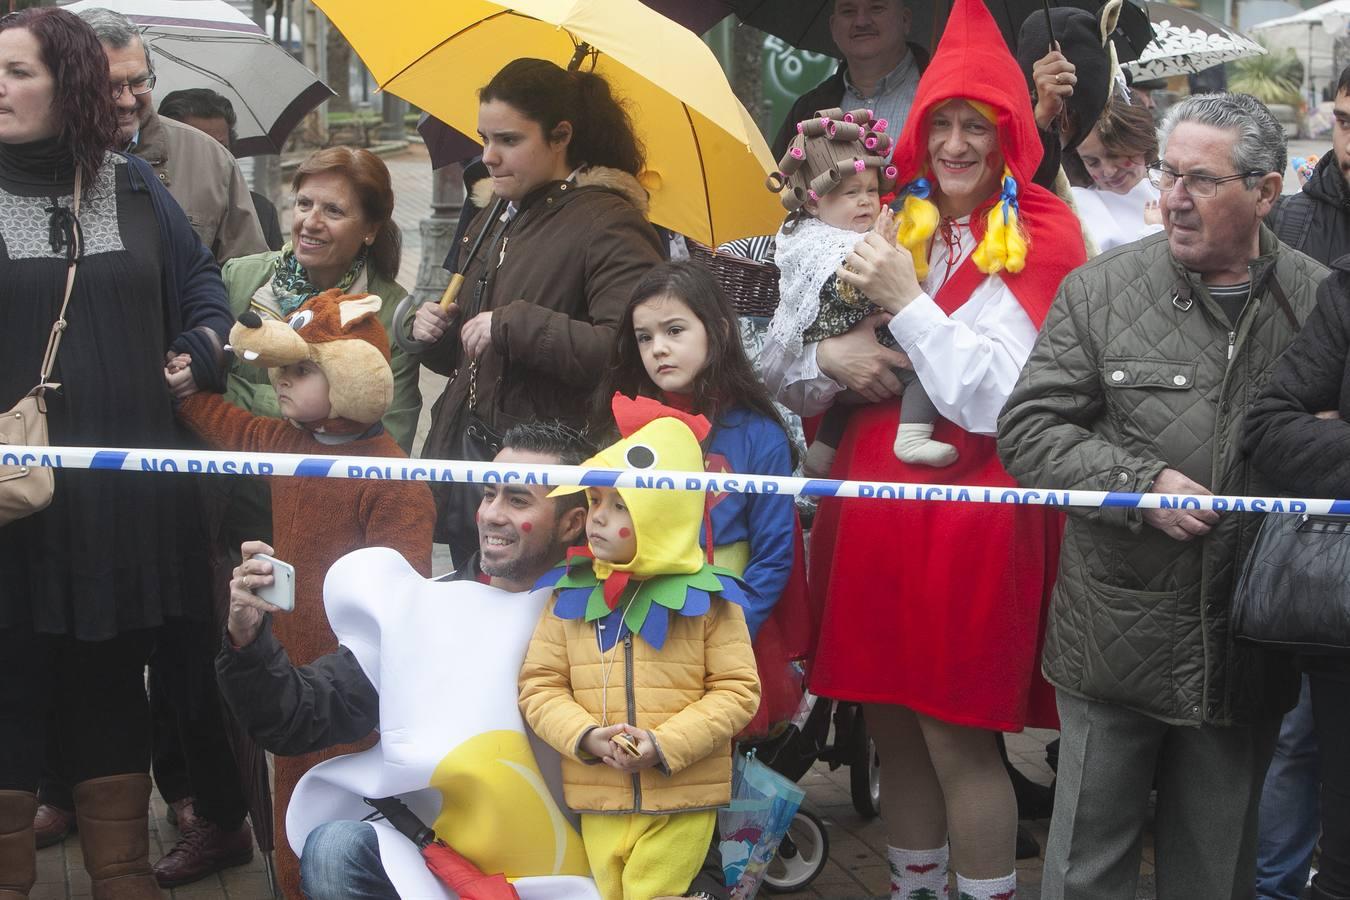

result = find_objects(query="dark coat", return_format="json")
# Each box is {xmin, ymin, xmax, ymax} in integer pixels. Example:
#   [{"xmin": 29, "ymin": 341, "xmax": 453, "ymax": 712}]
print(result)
[
  {"xmin": 1242, "ymin": 263, "xmax": 1350, "ymax": 681},
  {"xmin": 999, "ymin": 228, "xmax": 1326, "ymax": 726},
  {"xmin": 416, "ymin": 167, "xmax": 663, "ymax": 548},
  {"xmin": 1268, "ymin": 153, "xmax": 1350, "ymax": 266}
]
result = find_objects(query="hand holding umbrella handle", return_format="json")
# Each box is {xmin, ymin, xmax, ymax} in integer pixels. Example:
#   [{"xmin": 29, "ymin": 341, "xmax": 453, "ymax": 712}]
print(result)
[{"xmin": 391, "ymin": 293, "xmax": 434, "ymax": 356}]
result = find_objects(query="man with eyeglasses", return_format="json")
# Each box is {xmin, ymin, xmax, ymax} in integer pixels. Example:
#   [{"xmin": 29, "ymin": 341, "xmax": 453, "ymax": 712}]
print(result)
[
  {"xmin": 998, "ymin": 92, "xmax": 1328, "ymax": 900},
  {"xmin": 76, "ymin": 7, "xmax": 265, "ymax": 265}
]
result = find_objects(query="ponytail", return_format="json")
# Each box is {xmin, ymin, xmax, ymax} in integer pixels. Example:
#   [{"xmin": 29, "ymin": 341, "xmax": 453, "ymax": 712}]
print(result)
[{"xmin": 480, "ymin": 58, "xmax": 645, "ymax": 176}]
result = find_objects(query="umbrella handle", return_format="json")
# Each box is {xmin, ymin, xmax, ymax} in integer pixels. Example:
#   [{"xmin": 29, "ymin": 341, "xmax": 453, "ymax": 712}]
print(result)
[
  {"xmin": 440, "ymin": 272, "xmax": 466, "ymax": 311},
  {"xmin": 391, "ymin": 293, "xmax": 433, "ymax": 356}
]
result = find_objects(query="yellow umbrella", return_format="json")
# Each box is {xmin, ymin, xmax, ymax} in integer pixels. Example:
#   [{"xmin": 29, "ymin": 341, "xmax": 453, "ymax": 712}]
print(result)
[{"xmin": 314, "ymin": 0, "xmax": 785, "ymax": 248}]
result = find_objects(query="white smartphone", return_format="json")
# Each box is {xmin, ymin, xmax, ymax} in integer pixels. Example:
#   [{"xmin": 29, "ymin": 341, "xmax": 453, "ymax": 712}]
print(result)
[{"xmin": 252, "ymin": 554, "xmax": 296, "ymax": 612}]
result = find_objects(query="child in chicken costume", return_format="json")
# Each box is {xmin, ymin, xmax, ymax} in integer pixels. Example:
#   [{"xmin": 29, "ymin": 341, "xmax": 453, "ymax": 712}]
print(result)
[
  {"xmin": 519, "ymin": 395, "xmax": 761, "ymax": 900},
  {"xmin": 172, "ymin": 288, "xmax": 435, "ymax": 897}
]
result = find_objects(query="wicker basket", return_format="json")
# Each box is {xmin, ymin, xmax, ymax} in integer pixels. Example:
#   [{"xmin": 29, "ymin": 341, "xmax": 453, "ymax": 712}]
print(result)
[{"xmin": 686, "ymin": 241, "xmax": 781, "ymax": 319}]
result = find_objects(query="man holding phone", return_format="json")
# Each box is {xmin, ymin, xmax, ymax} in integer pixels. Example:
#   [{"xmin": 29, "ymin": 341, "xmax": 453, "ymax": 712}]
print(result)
[{"xmin": 216, "ymin": 423, "xmax": 593, "ymax": 899}]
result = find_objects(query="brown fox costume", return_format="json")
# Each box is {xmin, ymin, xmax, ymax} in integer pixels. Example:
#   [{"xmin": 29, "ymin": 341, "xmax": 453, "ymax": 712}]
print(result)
[{"xmin": 177, "ymin": 288, "xmax": 434, "ymax": 899}]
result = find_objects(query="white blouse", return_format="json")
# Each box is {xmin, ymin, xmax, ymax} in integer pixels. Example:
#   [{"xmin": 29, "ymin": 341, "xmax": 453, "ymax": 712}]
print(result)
[{"xmin": 1071, "ymin": 178, "xmax": 1162, "ymax": 252}]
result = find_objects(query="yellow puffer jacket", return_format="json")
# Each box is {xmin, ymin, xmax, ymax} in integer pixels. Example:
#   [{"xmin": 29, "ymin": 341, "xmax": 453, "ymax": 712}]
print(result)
[{"xmin": 519, "ymin": 595, "xmax": 760, "ymax": 814}]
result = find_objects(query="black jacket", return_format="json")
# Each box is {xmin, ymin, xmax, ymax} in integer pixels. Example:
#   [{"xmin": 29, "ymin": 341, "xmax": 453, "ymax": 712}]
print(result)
[
  {"xmin": 1242, "ymin": 263, "xmax": 1350, "ymax": 680},
  {"xmin": 214, "ymin": 558, "xmax": 481, "ymax": 755},
  {"xmin": 1268, "ymin": 154, "xmax": 1350, "ymax": 266}
]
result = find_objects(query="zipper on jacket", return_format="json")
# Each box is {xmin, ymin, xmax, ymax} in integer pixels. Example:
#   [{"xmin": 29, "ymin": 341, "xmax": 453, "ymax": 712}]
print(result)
[
  {"xmin": 624, "ymin": 632, "xmax": 641, "ymax": 812},
  {"xmin": 497, "ymin": 236, "xmax": 509, "ymax": 268},
  {"xmin": 1227, "ymin": 330, "xmax": 1236, "ymax": 360}
]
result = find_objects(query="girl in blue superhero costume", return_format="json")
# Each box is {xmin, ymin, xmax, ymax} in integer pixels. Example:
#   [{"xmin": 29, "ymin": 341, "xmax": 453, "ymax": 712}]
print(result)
[{"xmin": 593, "ymin": 260, "xmax": 805, "ymax": 735}]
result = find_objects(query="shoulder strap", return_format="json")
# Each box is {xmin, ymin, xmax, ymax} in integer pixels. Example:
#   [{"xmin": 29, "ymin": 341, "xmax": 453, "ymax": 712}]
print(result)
[
  {"xmin": 37, "ymin": 169, "xmax": 83, "ymax": 388},
  {"xmin": 1272, "ymin": 195, "xmax": 1315, "ymax": 253},
  {"xmin": 1265, "ymin": 274, "xmax": 1300, "ymax": 331}
]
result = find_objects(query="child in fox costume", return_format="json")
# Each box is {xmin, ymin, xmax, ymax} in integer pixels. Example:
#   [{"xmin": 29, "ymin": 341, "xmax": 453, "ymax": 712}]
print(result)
[{"xmin": 167, "ymin": 288, "xmax": 434, "ymax": 899}]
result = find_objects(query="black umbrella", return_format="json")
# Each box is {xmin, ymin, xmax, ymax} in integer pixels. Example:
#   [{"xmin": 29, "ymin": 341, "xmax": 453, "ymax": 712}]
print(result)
[{"xmin": 728, "ymin": 0, "xmax": 1148, "ymax": 60}]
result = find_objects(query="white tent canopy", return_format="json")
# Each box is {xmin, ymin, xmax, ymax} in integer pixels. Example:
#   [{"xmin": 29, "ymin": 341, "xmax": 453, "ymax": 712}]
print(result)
[{"xmin": 1249, "ymin": 0, "xmax": 1350, "ymax": 102}]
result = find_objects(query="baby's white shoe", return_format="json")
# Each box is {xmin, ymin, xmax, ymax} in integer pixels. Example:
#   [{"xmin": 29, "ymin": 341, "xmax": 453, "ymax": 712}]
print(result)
[{"xmin": 893, "ymin": 423, "xmax": 958, "ymax": 467}]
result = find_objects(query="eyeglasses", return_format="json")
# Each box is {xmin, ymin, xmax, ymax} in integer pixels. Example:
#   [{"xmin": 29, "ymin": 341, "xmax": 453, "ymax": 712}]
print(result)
[
  {"xmin": 1147, "ymin": 162, "xmax": 1261, "ymax": 198},
  {"xmin": 110, "ymin": 74, "xmax": 156, "ymax": 100}
]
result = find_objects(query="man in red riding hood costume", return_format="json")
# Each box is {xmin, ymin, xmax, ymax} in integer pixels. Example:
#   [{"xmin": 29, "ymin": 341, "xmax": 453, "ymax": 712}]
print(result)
[{"xmin": 759, "ymin": 0, "xmax": 1086, "ymax": 895}]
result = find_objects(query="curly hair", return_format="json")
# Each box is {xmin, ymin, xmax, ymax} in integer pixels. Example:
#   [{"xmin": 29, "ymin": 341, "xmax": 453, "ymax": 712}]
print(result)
[
  {"xmin": 292, "ymin": 146, "xmax": 402, "ymax": 280},
  {"xmin": 0, "ymin": 8, "xmax": 119, "ymax": 185}
]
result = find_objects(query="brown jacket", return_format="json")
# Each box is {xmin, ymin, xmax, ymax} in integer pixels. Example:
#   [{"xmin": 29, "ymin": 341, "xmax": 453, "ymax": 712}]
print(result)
[
  {"xmin": 519, "ymin": 595, "xmax": 760, "ymax": 814},
  {"xmin": 419, "ymin": 167, "xmax": 663, "ymax": 449},
  {"xmin": 132, "ymin": 112, "xmax": 268, "ymax": 264}
]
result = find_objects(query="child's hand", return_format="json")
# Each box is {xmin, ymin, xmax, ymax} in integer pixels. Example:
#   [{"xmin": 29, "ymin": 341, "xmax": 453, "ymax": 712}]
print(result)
[
  {"xmin": 1143, "ymin": 199, "xmax": 1162, "ymax": 227},
  {"xmin": 602, "ymin": 724, "xmax": 660, "ymax": 773},
  {"xmin": 164, "ymin": 354, "xmax": 198, "ymax": 398},
  {"xmin": 580, "ymin": 723, "xmax": 627, "ymax": 762},
  {"xmin": 871, "ymin": 207, "xmax": 899, "ymax": 245}
]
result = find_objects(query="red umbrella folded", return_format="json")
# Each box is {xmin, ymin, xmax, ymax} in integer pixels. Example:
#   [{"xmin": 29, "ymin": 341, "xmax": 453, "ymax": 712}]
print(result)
[{"xmin": 422, "ymin": 841, "xmax": 522, "ymax": 900}]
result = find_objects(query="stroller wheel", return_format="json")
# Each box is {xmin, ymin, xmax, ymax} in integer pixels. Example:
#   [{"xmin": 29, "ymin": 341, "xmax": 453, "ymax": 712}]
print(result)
[
  {"xmin": 849, "ymin": 716, "xmax": 882, "ymax": 819},
  {"xmin": 762, "ymin": 808, "xmax": 829, "ymax": 893}
]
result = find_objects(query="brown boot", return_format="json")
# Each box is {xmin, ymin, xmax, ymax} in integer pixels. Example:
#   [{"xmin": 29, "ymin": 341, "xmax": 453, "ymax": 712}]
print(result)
[
  {"xmin": 0, "ymin": 790, "xmax": 37, "ymax": 899},
  {"xmin": 72, "ymin": 775, "xmax": 164, "ymax": 900}
]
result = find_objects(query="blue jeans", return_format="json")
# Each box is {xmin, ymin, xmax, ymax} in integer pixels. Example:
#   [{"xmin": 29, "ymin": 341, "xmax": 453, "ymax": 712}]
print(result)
[
  {"xmin": 300, "ymin": 821, "xmax": 399, "ymax": 900},
  {"xmin": 1256, "ymin": 676, "xmax": 1320, "ymax": 900}
]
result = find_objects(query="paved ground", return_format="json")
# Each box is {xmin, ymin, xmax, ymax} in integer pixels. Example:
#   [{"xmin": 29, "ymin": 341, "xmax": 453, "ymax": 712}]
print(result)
[{"xmin": 42, "ymin": 135, "xmax": 1318, "ymax": 897}]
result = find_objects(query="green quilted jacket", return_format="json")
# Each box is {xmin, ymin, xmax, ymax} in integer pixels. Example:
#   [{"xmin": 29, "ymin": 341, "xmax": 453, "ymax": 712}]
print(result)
[{"xmin": 998, "ymin": 227, "xmax": 1325, "ymax": 726}]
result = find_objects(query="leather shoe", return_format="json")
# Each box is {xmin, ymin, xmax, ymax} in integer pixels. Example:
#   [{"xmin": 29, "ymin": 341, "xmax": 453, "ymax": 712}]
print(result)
[
  {"xmin": 33, "ymin": 803, "xmax": 76, "ymax": 849},
  {"xmin": 152, "ymin": 819, "xmax": 254, "ymax": 888},
  {"xmin": 165, "ymin": 796, "xmax": 198, "ymax": 832}
]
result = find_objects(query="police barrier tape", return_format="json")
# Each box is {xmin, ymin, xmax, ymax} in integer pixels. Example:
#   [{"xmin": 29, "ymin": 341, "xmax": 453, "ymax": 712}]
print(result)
[{"xmin": 1, "ymin": 444, "xmax": 1341, "ymax": 516}]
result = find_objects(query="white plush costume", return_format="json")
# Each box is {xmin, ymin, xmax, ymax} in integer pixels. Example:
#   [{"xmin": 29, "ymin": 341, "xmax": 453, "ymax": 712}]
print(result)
[{"xmin": 287, "ymin": 548, "xmax": 599, "ymax": 899}]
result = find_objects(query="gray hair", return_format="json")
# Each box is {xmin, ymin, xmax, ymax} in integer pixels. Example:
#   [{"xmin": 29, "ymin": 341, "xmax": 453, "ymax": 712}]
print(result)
[
  {"xmin": 1159, "ymin": 92, "xmax": 1285, "ymax": 187},
  {"xmin": 75, "ymin": 7, "xmax": 152, "ymax": 73}
]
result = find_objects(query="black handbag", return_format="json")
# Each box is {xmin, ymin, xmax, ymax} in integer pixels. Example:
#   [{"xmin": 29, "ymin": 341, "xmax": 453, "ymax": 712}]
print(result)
[
  {"xmin": 436, "ymin": 362, "xmax": 503, "ymax": 559},
  {"xmin": 1232, "ymin": 511, "xmax": 1350, "ymax": 655}
]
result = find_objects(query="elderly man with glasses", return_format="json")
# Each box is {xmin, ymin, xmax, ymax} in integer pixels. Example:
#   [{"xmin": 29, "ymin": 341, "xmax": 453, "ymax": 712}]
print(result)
[
  {"xmin": 997, "ymin": 93, "xmax": 1329, "ymax": 900},
  {"xmin": 76, "ymin": 7, "xmax": 265, "ymax": 265}
]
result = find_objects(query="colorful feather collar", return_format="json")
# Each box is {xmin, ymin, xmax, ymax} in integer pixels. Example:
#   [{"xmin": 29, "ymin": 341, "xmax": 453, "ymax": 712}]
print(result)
[{"xmin": 535, "ymin": 547, "xmax": 748, "ymax": 651}]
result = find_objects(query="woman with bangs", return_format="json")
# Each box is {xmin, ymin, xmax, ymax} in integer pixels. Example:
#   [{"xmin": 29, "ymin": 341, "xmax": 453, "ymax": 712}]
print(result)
[{"xmin": 760, "ymin": 0, "xmax": 1086, "ymax": 896}]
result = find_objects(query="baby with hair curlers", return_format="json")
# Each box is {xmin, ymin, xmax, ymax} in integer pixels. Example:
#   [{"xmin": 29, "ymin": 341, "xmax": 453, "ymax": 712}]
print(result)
[{"xmin": 762, "ymin": 108, "xmax": 958, "ymax": 475}]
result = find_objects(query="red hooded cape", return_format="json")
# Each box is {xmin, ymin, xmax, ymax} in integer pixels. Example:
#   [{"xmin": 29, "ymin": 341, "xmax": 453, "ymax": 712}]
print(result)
[
  {"xmin": 889, "ymin": 0, "xmax": 1086, "ymax": 325},
  {"xmin": 807, "ymin": 0, "xmax": 1072, "ymax": 731}
]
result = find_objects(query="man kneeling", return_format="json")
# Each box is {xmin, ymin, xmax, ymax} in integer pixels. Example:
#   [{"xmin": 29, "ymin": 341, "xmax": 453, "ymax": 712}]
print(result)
[{"xmin": 215, "ymin": 423, "xmax": 594, "ymax": 898}]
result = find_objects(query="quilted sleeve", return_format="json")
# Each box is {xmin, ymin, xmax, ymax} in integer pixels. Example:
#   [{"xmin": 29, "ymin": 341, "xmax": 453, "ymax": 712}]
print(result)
[{"xmin": 997, "ymin": 269, "xmax": 1168, "ymax": 530}]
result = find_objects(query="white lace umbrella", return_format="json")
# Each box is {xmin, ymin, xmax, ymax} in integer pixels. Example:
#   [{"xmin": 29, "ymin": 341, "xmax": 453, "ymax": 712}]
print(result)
[
  {"xmin": 64, "ymin": 0, "xmax": 334, "ymax": 156},
  {"xmin": 1126, "ymin": 2, "xmax": 1266, "ymax": 80}
]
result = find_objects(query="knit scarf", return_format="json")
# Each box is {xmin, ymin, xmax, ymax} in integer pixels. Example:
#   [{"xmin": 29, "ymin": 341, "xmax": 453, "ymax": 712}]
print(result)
[{"xmin": 270, "ymin": 243, "xmax": 368, "ymax": 315}]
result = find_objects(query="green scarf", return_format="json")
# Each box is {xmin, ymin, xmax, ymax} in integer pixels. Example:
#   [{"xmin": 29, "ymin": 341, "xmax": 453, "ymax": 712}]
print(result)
[{"xmin": 270, "ymin": 243, "xmax": 368, "ymax": 315}]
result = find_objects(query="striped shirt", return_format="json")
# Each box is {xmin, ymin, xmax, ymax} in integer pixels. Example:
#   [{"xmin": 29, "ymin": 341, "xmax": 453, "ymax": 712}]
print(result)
[{"xmin": 841, "ymin": 54, "xmax": 921, "ymax": 143}]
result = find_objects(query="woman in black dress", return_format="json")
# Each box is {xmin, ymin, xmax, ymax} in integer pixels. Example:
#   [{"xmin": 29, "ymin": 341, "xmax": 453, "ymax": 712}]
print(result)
[{"xmin": 0, "ymin": 9, "xmax": 231, "ymax": 897}]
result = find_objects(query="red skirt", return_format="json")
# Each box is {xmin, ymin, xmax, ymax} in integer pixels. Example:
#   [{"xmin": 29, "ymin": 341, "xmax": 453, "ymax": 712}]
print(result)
[{"xmin": 808, "ymin": 403, "xmax": 1060, "ymax": 731}]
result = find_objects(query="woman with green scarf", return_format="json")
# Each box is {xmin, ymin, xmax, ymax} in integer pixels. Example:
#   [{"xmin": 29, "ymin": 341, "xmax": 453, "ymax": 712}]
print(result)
[{"xmin": 220, "ymin": 146, "xmax": 421, "ymax": 452}]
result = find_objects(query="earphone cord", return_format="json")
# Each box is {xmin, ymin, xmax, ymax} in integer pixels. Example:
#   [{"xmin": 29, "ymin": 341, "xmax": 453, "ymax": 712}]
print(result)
[{"xmin": 597, "ymin": 583, "xmax": 643, "ymax": 730}]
